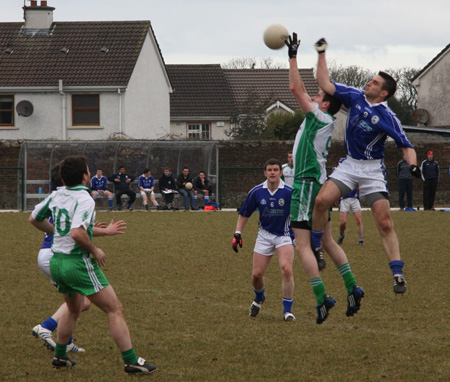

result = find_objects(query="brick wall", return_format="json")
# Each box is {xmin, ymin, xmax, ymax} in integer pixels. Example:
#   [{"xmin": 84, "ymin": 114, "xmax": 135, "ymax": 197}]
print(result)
[{"xmin": 2, "ymin": 136, "xmax": 450, "ymax": 209}]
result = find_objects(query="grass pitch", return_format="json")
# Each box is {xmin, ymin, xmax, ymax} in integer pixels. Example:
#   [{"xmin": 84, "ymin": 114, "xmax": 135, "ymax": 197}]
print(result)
[{"xmin": 1, "ymin": 210, "xmax": 449, "ymax": 381}]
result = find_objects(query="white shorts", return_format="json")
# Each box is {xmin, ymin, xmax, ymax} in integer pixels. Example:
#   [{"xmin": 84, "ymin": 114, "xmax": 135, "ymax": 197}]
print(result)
[
  {"xmin": 330, "ymin": 156, "xmax": 388, "ymax": 197},
  {"xmin": 340, "ymin": 197, "xmax": 361, "ymax": 213},
  {"xmin": 254, "ymin": 228, "xmax": 295, "ymax": 256},
  {"xmin": 140, "ymin": 189, "xmax": 154, "ymax": 196},
  {"xmin": 37, "ymin": 248, "xmax": 56, "ymax": 285}
]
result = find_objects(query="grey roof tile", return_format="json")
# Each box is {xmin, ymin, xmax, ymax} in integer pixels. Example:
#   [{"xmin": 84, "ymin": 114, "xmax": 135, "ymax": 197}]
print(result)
[{"xmin": 0, "ymin": 21, "xmax": 153, "ymax": 87}]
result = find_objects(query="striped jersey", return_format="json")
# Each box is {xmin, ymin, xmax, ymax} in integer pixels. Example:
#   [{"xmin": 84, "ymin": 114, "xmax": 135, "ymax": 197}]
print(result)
[
  {"xmin": 32, "ymin": 185, "xmax": 95, "ymax": 256},
  {"xmin": 292, "ymin": 103, "xmax": 335, "ymax": 184},
  {"xmin": 239, "ymin": 180, "xmax": 294, "ymax": 238},
  {"xmin": 333, "ymin": 82, "xmax": 413, "ymax": 160},
  {"xmin": 281, "ymin": 163, "xmax": 294, "ymax": 187}
]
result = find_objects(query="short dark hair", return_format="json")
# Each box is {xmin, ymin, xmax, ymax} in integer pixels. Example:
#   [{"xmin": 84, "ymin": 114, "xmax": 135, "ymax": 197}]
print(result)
[
  {"xmin": 323, "ymin": 93, "xmax": 342, "ymax": 115},
  {"xmin": 59, "ymin": 156, "xmax": 88, "ymax": 187},
  {"xmin": 119, "ymin": 166, "xmax": 125, "ymax": 170},
  {"xmin": 378, "ymin": 71, "xmax": 397, "ymax": 100},
  {"xmin": 50, "ymin": 165, "xmax": 63, "ymax": 191},
  {"xmin": 143, "ymin": 168, "xmax": 150, "ymax": 173},
  {"xmin": 264, "ymin": 158, "xmax": 281, "ymax": 171}
]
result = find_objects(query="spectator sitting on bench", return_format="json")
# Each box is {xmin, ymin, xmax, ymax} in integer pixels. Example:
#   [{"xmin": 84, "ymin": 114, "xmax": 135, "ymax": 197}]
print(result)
[
  {"xmin": 159, "ymin": 167, "xmax": 178, "ymax": 210},
  {"xmin": 91, "ymin": 169, "xmax": 114, "ymax": 211},
  {"xmin": 138, "ymin": 168, "xmax": 160, "ymax": 211},
  {"xmin": 108, "ymin": 166, "xmax": 136, "ymax": 211},
  {"xmin": 193, "ymin": 171, "xmax": 213, "ymax": 208},
  {"xmin": 177, "ymin": 167, "xmax": 196, "ymax": 210}
]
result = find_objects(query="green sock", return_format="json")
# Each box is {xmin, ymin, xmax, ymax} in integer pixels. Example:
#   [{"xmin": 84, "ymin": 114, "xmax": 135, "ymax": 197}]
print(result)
[
  {"xmin": 310, "ymin": 277, "xmax": 326, "ymax": 304},
  {"xmin": 122, "ymin": 348, "xmax": 138, "ymax": 364},
  {"xmin": 55, "ymin": 342, "xmax": 67, "ymax": 358},
  {"xmin": 338, "ymin": 263, "xmax": 357, "ymax": 294}
]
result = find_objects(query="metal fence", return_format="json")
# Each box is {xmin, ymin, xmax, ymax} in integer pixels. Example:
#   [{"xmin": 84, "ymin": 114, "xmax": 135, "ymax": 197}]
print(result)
[{"xmin": 15, "ymin": 141, "xmax": 219, "ymax": 210}]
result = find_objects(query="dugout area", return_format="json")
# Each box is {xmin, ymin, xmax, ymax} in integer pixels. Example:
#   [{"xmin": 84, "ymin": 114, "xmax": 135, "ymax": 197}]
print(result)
[{"xmin": 12, "ymin": 141, "xmax": 219, "ymax": 210}]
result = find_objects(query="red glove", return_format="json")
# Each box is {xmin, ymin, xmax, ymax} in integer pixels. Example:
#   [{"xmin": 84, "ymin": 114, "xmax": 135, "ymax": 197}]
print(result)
[{"xmin": 232, "ymin": 233, "xmax": 243, "ymax": 253}]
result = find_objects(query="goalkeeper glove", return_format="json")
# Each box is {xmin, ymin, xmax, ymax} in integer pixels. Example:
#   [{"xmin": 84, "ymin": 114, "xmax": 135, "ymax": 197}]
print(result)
[
  {"xmin": 410, "ymin": 165, "xmax": 421, "ymax": 178},
  {"xmin": 315, "ymin": 38, "xmax": 328, "ymax": 54},
  {"xmin": 286, "ymin": 32, "xmax": 300, "ymax": 59},
  {"xmin": 232, "ymin": 232, "xmax": 243, "ymax": 253}
]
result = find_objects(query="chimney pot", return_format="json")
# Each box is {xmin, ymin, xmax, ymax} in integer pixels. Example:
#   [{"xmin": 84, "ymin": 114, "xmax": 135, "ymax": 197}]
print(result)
[
  {"xmin": 41, "ymin": 1, "xmax": 47, "ymax": 6},
  {"xmin": 31, "ymin": 1, "xmax": 37, "ymax": 5}
]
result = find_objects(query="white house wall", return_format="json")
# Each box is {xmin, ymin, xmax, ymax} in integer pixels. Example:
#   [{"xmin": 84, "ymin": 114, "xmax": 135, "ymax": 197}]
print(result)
[
  {"xmin": 0, "ymin": 92, "xmax": 62, "ymax": 140},
  {"xmin": 415, "ymin": 51, "xmax": 450, "ymax": 127},
  {"xmin": 124, "ymin": 32, "xmax": 171, "ymax": 139},
  {"xmin": 170, "ymin": 121, "xmax": 231, "ymax": 140},
  {"xmin": 66, "ymin": 91, "xmax": 121, "ymax": 140}
]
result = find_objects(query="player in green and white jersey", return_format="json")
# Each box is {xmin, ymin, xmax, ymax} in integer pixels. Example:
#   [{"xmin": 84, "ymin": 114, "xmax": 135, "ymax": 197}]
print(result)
[
  {"xmin": 286, "ymin": 33, "xmax": 364, "ymax": 324},
  {"xmin": 281, "ymin": 151, "xmax": 294, "ymax": 187},
  {"xmin": 30, "ymin": 156, "xmax": 157, "ymax": 374}
]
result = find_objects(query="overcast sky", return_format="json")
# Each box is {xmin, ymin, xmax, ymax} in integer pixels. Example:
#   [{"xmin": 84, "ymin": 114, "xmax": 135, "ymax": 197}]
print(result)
[{"xmin": 3, "ymin": 0, "xmax": 448, "ymax": 72}]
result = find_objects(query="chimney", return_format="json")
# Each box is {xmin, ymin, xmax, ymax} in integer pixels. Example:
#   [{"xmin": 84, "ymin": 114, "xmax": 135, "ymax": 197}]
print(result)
[{"xmin": 23, "ymin": 1, "xmax": 55, "ymax": 31}]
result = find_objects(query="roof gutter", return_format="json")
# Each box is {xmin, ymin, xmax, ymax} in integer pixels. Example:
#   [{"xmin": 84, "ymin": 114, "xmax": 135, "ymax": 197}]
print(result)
[{"xmin": 0, "ymin": 86, "xmax": 127, "ymax": 92}]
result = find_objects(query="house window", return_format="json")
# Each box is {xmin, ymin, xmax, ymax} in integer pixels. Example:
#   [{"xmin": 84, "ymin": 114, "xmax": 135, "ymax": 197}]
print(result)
[
  {"xmin": 188, "ymin": 123, "xmax": 210, "ymax": 139},
  {"xmin": 72, "ymin": 95, "xmax": 100, "ymax": 125},
  {"xmin": 0, "ymin": 95, "xmax": 14, "ymax": 126}
]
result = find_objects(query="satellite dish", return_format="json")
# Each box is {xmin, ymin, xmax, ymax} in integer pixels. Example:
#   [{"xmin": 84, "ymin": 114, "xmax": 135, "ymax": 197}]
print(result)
[
  {"xmin": 16, "ymin": 100, "xmax": 34, "ymax": 117},
  {"xmin": 411, "ymin": 108, "xmax": 430, "ymax": 125}
]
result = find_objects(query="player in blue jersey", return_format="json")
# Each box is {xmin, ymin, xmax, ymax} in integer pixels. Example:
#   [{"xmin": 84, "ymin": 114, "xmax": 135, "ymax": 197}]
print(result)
[
  {"xmin": 311, "ymin": 38, "xmax": 421, "ymax": 294},
  {"xmin": 90, "ymin": 169, "xmax": 113, "ymax": 210},
  {"xmin": 286, "ymin": 33, "xmax": 363, "ymax": 324},
  {"xmin": 337, "ymin": 188, "xmax": 364, "ymax": 246},
  {"xmin": 138, "ymin": 169, "xmax": 160, "ymax": 210},
  {"xmin": 232, "ymin": 158, "xmax": 296, "ymax": 322}
]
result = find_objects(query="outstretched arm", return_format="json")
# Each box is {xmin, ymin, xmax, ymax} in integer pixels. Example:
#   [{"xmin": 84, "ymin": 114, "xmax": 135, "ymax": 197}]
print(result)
[
  {"xmin": 287, "ymin": 33, "xmax": 315, "ymax": 114},
  {"xmin": 315, "ymin": 38, "xmax": 336, "ymax": 96}
]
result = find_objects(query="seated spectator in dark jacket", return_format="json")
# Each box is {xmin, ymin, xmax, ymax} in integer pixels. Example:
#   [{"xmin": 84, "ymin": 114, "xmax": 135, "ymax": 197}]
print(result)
[
  {"xmin": 193, "ymin": 171, "xmax": 213, "ymax": 207},
  {"xmin": 177, "ymin": 167, "xmax": 196, "ymax": 210},
  {"xmin": 159, "ymin": 167, "xmax": 178, "ymax": 209},
  {"xmin": 108, "ymin": 166, "xmax": 136, "ymax": 211}
]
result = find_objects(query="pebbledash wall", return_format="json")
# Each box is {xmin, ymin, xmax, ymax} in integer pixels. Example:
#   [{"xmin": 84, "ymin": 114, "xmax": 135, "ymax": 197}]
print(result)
[{"xmin": 1, "ymin": 136, "xmax": 450, "ymax": 210}]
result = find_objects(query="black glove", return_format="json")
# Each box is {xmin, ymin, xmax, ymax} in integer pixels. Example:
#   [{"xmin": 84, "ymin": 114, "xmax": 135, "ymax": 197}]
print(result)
[
  {"xmin": 232, "ymin": 233, "xmax": 243, "ymax": 253},
  {"xmin": 410, "ymin": 165, "xmax": 421, "ymax": 178},
  {"xmin": 315, "ymin": 38, "xmax": 328, "ymax": 54},
  {"xmin": 285, "ymin": 33, "xmax": 300, "ymax": 59}
]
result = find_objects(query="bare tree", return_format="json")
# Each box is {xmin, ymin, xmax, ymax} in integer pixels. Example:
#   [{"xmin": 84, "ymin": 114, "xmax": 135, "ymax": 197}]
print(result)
[{"xmin": 222, "ymin": 57, "xmax": 287, "ymax": 69}]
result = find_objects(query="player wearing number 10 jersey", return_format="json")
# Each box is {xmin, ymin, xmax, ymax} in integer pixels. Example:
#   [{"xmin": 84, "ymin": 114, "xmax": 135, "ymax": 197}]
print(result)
[{"xmin": 30, "ymin": 156, "xmax": 157, "ymax": 374}]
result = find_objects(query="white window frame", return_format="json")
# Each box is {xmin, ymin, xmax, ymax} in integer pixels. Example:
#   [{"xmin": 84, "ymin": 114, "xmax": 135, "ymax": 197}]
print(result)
[{"xmin": 187, "ymin": 123, "xmax": 210, "ymax": 140}]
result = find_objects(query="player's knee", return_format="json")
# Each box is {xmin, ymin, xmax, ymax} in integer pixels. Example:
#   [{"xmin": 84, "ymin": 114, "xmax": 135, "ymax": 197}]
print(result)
[
  {"xmin": 280, "ymin": 264, "xmax": 293, "ymax": 279},
  {"xmin": 82, "ymin": 298, "xmax": 92, "ymax": 312}
]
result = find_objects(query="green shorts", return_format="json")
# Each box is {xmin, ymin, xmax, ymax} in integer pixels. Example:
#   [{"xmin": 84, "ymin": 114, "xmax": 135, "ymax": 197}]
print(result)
[
  {"xmin": 290, "ymin": 179, "xmax": 322, "ymax": 228},
  {"xmin": 50, "ymin": 253, "xmax": 110, "ymax": 297}
]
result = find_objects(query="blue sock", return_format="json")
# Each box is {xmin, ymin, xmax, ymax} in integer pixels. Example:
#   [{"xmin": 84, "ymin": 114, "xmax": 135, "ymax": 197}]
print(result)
[
  {"xmin": 41, "ymin": 317, "xmax": 58, "ymax": 332},
  {"xmin": 254, "ymin": 288, "xmax": 265, "ymax": 303},
  {"xmin": 311, "ymin": 230, "xmax": 324, "ymax": 248},
  {"xmin": 389, "ymin": 260, "xmax": 405, "ymax": 276},
  {"xmin": 67, "ymin": 336, "xmax": 73, "ymax": 345},
  {"xmin": 108, "ymin": 199, "xmax": 113, "ymax": 207},
  {"xmin": 282, "ymin": 298, "xmax": 293, "ymax": 314}
]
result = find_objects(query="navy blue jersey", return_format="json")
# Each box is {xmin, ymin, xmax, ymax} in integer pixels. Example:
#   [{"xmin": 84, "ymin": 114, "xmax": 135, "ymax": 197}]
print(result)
[
  {"xmin": 41, "ymin": 216, "xmax": 53, "ymax": 249},
  {"xmin": 138, "ymin": 174, "xmax": 155, "ymax": 189},
  {"xmin": 239, "ymin": 180, "xmax": 294, "ymax": 238},
  {"xmin": 90, "ymin": 175, "xmax": 108, "ymax": 191},
  {"xmin": 333, "ymin": 82, "xmax": 413, "ymax": 160}
]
